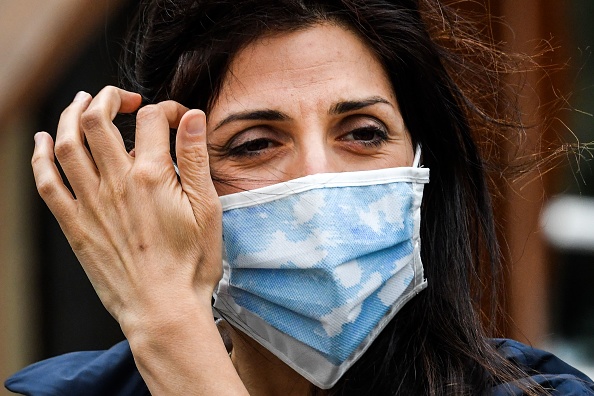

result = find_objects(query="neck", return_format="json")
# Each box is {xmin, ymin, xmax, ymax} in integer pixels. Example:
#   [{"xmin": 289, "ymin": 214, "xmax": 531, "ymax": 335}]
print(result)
[{"xmin": 228, "ymin": 327, "xmax": 314, "ymax": 396}]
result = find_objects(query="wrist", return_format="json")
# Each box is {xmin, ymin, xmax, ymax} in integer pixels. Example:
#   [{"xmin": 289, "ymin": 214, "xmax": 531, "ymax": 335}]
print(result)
[
  {"xmin": 124, "ymin": 297, "xmax": 248, "ymax": 395},
  {"xmin": 122, "ymin": 291, "xmax": 213, "ymax": 345}
]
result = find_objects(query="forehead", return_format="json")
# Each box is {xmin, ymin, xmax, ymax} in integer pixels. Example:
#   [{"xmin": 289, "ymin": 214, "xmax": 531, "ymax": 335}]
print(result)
[{"xmin": 208, "ymin": 23, "xmax": 396, "ymax": 120}]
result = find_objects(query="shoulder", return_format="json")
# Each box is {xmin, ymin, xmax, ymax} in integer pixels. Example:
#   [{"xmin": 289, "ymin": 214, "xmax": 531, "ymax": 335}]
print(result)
[
  {"xmin": 492, "ymin": 338, "xmax": 594, "ymax": 395},
  {"xmin": 4, "ymin": 340, "xmax": 149, "ymax": 396}
]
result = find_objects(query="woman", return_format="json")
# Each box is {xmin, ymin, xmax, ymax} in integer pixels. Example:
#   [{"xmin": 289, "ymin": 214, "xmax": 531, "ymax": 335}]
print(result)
[{"xmin": 6, "ymin": 0, "xmax": 594, "ymax": 395}]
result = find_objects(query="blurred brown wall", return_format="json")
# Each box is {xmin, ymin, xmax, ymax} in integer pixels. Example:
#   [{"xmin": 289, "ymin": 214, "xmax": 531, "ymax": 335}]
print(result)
[{"xmin": 0, "ymin": 0, "xmax": 126, "ymax": 391}]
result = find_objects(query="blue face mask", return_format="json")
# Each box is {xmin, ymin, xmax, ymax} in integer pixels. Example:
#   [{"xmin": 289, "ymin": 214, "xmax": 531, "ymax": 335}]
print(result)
[{"xmin": 213, "ymin": 149, "xmax": 429, "ymax": 389}]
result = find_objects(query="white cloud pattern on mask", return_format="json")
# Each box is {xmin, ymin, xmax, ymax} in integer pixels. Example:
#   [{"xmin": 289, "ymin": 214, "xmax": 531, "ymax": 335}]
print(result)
[
  {"xmin": 356, "ymin": 191, "xmax": 405, "ymax": 233},
  {"xmin": 233, "ymin": 229, "xmax": 328, "ymax": 269},
  {"xmin": 293, "ymin": 190, "xmax": 327, "ymax": 225},
  {"xmin": 334, "ymin": 260, "xmax": 362, "ymax": 288},
  {"xmin": 320, "ymin": 272, "xmax": 383, "ymax": 336}
]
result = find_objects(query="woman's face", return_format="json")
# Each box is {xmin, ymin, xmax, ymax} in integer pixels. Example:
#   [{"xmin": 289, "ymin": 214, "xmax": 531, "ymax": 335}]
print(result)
[{"xmin": 207, "ymin": 23, "xmax": 413, "ymax": 195}]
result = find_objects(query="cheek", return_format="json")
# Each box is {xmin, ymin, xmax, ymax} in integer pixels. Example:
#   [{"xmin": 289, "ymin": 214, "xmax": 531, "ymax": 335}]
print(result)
[
  {"xmin": 211, "ymin": 162, "xmax": 290, "ymax": 196},
  {"xmin": 214, "ymin": 183, "xmax": 236, "ymax": 197},
  {"xmin": 347, "ymin": 137, "xmax": 413, "ymax": 170},
  {"xmin": 390, "ymin": 133, "xmax": 414, "ymax": 167}
]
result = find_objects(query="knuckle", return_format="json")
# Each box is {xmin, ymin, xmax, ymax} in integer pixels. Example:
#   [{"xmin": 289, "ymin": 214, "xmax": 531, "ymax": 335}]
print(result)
[
  {"xmin": 136, "ymin": 104, "xmax": 163, "ymax": 124},
  {"xmin": 54, "ymin": 138, "xmax": 78, "ymax": 161},
  {"xmin": 160, "ymin": 100, "xmax": 177, "ymax": 107},
  {"xmin": 68, "ymin": 234, "xmax": 87, "ymax": 254},
  {"xmin": 179, "ymin": 147, "xmax": 208, "ymax": 170},
  {"xmin": 35, "ymin": 177, "xmax": 57, "ymax": 199},
  {"xmin": 107, "ymin": 179, "xmax": 128, "ymax": 201},
  {"xmin": 80, "ymin": 108, "xmax": 105, "ymax": 131},
  {"xmin": 100, "ymin": 85, "xmax": 119, "ymax": 97},
  {"xmin": 31, "ymin": 152, "xmax": 43, "ymax": 168},
  {"xmin": 64, "ymin": 221, "xmax": 86, "ymax": 251},
  {"xmin": 199, "ymin": 195, "xmax": 222, "ymax": 219},
  {"xmin": 160, "ymin": 100, "xmax": 184, "ymax": 116},
  {"xmin": 131, "ymin": 163, "xmax": 161, "ymax": 186}
]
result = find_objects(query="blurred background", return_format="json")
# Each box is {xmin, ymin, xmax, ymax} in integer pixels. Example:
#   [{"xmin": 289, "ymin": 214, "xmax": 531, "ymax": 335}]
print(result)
[{"xmin": 0, "ymin": 0, "xmax": 593, "ymax": 393}]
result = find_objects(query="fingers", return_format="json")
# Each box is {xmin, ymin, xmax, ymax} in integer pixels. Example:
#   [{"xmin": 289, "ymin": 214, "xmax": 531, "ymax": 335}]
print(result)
[
  {"xmin": 134, "ymin": 101, "xmax": 189, "ymax": 164},
  {"xmin": 55, "ymin": 91, "xmax": 99, "ymax": 197},
  {"xmin": 46, "ymin": 86, "xmax": 190, "ymax": 215},
  {"xmin": 176, "ymin": 110, "xmax": 221, "ymax": 220},
  {"xmin": 32, "ymin": 132, "xmax": 77, "ymax": 221},
  {"xmin": 80, "ymin": 86, "xmax": 142, "ymax": 177}
]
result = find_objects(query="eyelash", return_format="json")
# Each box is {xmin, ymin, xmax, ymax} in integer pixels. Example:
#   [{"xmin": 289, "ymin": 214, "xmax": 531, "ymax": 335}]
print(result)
[
  {"xmin": 342, "ymin": 125, "xmax": 389, "ymax": 147},
  {"xmin": 227, "ymin": 138, "xmax": 274, "ymax": 158},
  {"xmin": 224, "ymin": 124, "xmax": 390, "ymax": 158}
]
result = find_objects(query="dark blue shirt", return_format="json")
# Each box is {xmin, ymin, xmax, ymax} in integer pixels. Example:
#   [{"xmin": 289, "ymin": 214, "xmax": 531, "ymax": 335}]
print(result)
[{"xmin": 5, "ymin": 338, "xmax": 594, "ymax": 395}]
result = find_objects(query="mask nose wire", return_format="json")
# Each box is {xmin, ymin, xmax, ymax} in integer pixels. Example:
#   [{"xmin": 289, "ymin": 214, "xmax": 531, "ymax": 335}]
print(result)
[{"xmin": 412, "ymin": 145, "xmax": 422, "ymax": 168}]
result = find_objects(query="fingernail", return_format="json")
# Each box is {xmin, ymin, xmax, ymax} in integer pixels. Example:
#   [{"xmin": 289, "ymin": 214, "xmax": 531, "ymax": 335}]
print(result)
[
  {"xmin": 33, "ymin": 132, "xmax": 43, "ymax": 148},
  {"xmin": 73, "ymin": 91, "xmax": 90, "ymax": 103},
  {"xmin": 187, "ymin": 114, "xmax": 205, "ymax": 135}
]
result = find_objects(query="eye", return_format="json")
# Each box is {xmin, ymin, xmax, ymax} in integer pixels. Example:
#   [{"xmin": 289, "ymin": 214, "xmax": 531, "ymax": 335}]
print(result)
[
  {"xmin": 339, "ymin": 125, "xmax": 389, "ymax": 147},
  {"xmin": 229, "ymin": 138, "xmax": 274, "ymax": 157},
  {"xmin": 210, "ymin": 125, "xmax": 289, "ymax": 161}
]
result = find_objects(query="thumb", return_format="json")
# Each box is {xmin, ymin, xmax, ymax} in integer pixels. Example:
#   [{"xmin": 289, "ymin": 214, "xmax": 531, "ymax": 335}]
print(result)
[{"xmin": 176, "ymin": 110, "xmax": 220, "ymax": 217}]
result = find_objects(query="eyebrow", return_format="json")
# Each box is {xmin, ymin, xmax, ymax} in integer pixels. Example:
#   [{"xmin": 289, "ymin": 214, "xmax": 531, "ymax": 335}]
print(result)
[
  {"xmin": 212, "ymin": 96, "xmax": 392, "ymax": 131},
  {"xmin": 213, "ymin": 109, "xmax": 289, "ymax": 131},
  {"xmin": 329, "ymin": 96, "xmax": 392, "ymax": 114}
]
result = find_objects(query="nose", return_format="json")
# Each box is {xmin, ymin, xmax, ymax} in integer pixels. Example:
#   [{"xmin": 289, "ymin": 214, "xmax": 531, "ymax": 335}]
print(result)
[{"xmin": 290, "ymin": 135, "xmax": 342, "ymax": 179}]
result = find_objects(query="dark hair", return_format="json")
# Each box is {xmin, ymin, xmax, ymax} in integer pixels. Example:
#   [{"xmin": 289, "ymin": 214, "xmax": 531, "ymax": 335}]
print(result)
[{"xmin": 121, "ymin": 1, "xmax": 545, "ymax": 394}]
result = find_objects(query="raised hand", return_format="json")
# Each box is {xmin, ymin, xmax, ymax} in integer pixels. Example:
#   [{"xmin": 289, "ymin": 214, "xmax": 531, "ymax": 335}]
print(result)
[{"xmin": 32, "ymin": 87, "xmax": 223, "ymax": 331}]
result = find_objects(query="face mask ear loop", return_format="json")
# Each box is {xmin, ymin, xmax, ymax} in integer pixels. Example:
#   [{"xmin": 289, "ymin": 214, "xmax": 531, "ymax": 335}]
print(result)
[
  {"xmin": 173, "ymin": 161, "xmax": 182, "ymax": 182},
  {"xmin": 412, "ymin": 145, "xmax": 422, "ymax": 168}
]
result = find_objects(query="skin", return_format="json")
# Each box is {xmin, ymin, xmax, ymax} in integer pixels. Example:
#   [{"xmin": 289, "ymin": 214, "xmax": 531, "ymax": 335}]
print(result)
[{"xmin": 32, "ymin": 23, "xmax": 412, "ymax": 395}]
